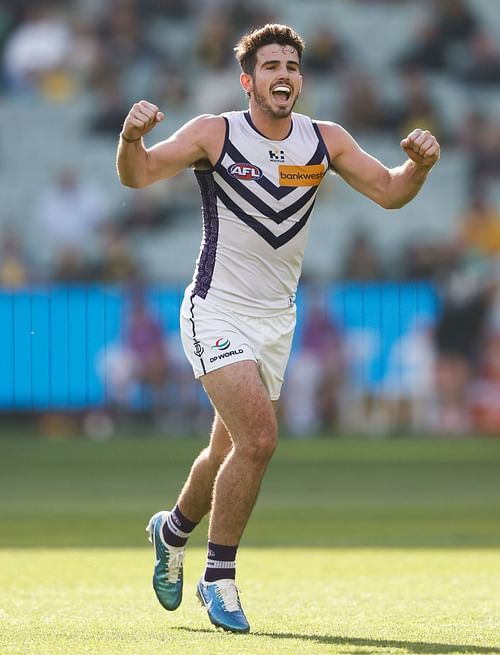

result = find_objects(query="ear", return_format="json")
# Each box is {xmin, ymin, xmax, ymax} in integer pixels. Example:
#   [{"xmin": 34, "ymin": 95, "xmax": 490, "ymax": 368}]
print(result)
[{"xmin": 240, "ymin": 72, "xmax": 252, "ymax": 95}]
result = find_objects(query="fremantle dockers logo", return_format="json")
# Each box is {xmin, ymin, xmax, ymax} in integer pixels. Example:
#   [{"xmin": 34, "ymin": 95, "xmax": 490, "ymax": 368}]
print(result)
[
  {"xmin": 193, "ymin": 339, "xmax": 204, "ymax": 357},
  {"xmin": 212, "ymin": 337, "xmax": 231, "ymax": 351}
]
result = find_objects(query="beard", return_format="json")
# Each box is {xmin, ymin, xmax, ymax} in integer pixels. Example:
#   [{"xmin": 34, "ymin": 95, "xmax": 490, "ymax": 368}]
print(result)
[{"xmin": 251, "ymin": 81, "xmax": 298, "ymax": 119}]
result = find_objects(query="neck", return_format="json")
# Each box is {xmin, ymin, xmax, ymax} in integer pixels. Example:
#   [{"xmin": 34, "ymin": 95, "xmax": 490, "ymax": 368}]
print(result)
[{"xmin": 248, "ymin": 104, "xmax": 292, "ymax": 141}]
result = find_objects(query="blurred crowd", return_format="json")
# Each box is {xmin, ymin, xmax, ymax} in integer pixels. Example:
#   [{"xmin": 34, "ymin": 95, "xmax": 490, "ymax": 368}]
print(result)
[{"xmin": 1, "ymin": 0, "xmax": 500, "ymax": 436}]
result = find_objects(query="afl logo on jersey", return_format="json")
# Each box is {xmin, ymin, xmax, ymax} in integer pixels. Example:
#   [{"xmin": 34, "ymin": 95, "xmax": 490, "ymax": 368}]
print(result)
[{"xmin": 228, "ymin": 163, "xmax": 263, "ymax": 180}]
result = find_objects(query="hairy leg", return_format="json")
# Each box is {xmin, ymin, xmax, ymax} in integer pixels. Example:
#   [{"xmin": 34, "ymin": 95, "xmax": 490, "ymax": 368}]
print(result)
[
  {"xmin": 201, "ymin": 361, "xmax": 278, "ymax": 545},
  {"xmin": 176, "ymin": 413, "xmax": 232, "ymax": 523}
]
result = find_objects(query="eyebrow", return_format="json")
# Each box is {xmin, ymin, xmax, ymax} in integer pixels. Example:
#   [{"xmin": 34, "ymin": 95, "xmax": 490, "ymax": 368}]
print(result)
[{"xmin": 261, "ymin": 59, "xmax": 300, "ymax": 67}]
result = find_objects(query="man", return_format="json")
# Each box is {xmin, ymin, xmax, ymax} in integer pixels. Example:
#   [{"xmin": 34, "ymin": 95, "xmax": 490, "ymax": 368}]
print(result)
[{"xmin": 116, "ymin": 23, "xmax": 440, "ymax": 634}]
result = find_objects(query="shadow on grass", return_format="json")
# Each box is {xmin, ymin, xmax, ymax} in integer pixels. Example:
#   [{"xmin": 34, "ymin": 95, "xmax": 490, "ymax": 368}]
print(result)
[{"xmin": 173, "ymin": 627, "xmax": 500, "ymax": 654}]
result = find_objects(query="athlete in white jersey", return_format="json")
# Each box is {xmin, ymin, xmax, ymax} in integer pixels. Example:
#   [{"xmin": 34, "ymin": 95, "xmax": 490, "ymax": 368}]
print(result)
[
  {"xmin": 188, "ymin": 109, "xmax": 330, "ymax": 315},
  {"xmin": 117, "ymin": 24, "xmax": 440, "ymax": 634}
]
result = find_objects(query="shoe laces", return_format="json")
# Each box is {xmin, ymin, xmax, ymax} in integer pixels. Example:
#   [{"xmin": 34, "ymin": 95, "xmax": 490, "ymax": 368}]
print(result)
[
  {"xmin": 214, "ymin": 579, "xmax": 242, "ymax": 613},
  {"xmin": 166, "ymin": 548, "xmax": 185, "ymax": 584}
]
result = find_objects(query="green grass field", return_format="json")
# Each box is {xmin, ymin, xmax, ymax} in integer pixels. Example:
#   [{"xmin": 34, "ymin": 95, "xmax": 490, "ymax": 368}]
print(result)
[{"xmin": 1, "ymin": 434, "xmax": 500, "ymax": 654}]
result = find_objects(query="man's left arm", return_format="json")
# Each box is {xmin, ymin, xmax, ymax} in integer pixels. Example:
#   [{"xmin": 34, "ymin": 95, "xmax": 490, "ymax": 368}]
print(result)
[{"xmin": 320, "ymin": 123, "xmax": 440, "ymax": 210}]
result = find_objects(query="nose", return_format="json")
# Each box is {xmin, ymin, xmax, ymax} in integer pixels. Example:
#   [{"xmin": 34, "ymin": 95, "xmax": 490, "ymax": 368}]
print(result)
[{"xmin": 276, "ymin": 63, "xmax": 289, "ymax": 78}]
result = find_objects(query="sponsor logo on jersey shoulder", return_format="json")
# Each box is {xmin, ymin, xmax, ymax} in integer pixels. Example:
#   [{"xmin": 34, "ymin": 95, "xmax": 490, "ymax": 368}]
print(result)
[
  {"xmin": 228, "ymin": 163, "xmax": 263, "ymax": 180},
  {"xmin": 278, "ymin": 164, "xmax": 326, "ymax": 187}
]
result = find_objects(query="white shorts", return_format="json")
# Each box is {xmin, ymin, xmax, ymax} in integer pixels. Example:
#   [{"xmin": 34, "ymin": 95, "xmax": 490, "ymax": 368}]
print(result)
[{"xmin": 180, "ymin": 293, "xmax": 296, "ymax": 400}]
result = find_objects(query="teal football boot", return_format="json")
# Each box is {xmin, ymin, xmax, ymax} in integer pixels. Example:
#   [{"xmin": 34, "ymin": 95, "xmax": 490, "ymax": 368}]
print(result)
[
  {"xmin": 196, "ymin": 578, "xmax": 250, "ymax": 634},
  {"xmin": 146, "ymin": 511, "xmax": 185, "ymax": 611}
]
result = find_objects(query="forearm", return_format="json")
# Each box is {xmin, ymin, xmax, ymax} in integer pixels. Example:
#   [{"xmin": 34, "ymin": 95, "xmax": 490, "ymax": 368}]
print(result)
[
  {"xmin": 116, "ymin": 135, "xmax": 149, "ymax": 188},
  {"xmin": 383, "ymin": 159, "xmax": 432, "ymax": 210}
]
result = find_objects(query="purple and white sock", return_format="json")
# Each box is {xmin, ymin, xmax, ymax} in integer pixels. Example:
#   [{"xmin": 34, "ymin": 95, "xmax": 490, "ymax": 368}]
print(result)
[
  {"xmin": 204, "ymin": 541, "xmax": 238, "ymax": 582},
  {"xmin": 162, "ymin": 505, "xmax": 197, "ymax": 547}
]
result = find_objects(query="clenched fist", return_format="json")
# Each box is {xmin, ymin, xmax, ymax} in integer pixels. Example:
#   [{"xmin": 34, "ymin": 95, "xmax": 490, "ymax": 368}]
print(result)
[
  {"xmin": 121, "ymin": 100, "xmax": 165, "ymax": 142},
  {"xmin": 401, "ymin": 129, "xmax": 440, "ymax": 170}
]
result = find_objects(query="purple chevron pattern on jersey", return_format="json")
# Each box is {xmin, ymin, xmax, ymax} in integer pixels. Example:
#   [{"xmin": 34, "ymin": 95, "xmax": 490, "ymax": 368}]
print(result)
[{"xmin": 189, "ymin": 111, "xmax": 330, "ymax": 316}]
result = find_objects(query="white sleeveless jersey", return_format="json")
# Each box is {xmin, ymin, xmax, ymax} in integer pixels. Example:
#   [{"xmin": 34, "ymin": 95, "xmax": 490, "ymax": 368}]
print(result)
[{"xmin": 187, "ymin": 110, "xmax": 331, "ymax": 316}]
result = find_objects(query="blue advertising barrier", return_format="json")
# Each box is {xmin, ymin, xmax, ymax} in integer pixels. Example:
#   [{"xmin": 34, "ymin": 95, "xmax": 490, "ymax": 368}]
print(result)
[{"xmin": 0, "ymin": 282, "xmax": 438, "ymax": 410}]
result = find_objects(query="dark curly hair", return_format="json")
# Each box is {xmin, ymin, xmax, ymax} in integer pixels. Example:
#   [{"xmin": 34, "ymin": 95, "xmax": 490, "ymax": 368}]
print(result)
[{"xmin": 234, "ymin": 24, "xmax": 305, "ymax": 74}]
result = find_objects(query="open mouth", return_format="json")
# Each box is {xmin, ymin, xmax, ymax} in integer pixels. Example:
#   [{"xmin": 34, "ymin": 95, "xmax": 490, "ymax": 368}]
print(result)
[{"xmin": 272, "ymin": 85, "xmax": 292, "ymax": 101}]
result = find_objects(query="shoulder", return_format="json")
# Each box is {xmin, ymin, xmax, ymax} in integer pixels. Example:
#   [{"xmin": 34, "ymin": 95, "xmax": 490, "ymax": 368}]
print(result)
[
  {"xmin": 173, "ymin": 114, "xmax": 227, "ymax": 158},
  {"xmin": 182, "ymin": 113, "xmax": 226, "ymax": 138},
  {"xmin": 314, "ymin": 120, "xmax": 359, "ymax": 160},
  {"xmin": 176, "ymin": 114, "xmax": 228, "ymax": 168},
  {"xmin": 315, "ymin": 120, "xmax": 353, "ymax": 145}
]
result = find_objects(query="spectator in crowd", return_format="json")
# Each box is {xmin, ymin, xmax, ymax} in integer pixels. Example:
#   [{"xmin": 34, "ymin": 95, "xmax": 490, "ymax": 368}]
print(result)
[
  {"xmin": 67, "ymin": 17, "xmax": 101, "ymax": 81},
  {"xmin": 93, "ymin": 0, "xmax": 155, "ymax": 71},
  {"xmin": 31, "ymin": 167, "xmax": 110, "ymax": 279},
  {"xmin": 124, "ymin": 288, "xmax": 170, "ymax": 405},
  {"xmin": 195, "ymin": 17, "xmax": 235, "ymax": 73},
  {"xmin": 0, "ymin": 4, "xmax": 19, "ymax": 71},
  {"xmin": 455, "ymin": 192, "xmax": 500, "ymax": 259},
  {"xmin": 433, "ymin": 264, "xmax": 498, "ymax": 434},
  {"xmin": 469, "ymin": 326, "xmax": 500, "ymax": 434},
  {"xmin": 283, "ymin": 289, "xmax": 345, "ymax": 436},
  {"xmin": 429, "ymin": 0, "xmax": 478, "ymax": 47},
  {"xmin": 456, "ymin": 111, "xmax": 500, "ymax": 195},
  {"xmin": 2, "ymin": 4, "xmax": 73, "ymax": 95},
  {"xmin": 52, "ymin": 246, "xmax": 88, "ymax": 282},
  {"xmin": 94, "ymin": 223, "xmax": 138, "ymax": 282},
  {"xmin": 380, "ymin": 315, "xmax": 436, "ymax": 433},
  {"xmin": 451, "ymin": 30, "xmax": 500, "ymax": 87},
  {"xmin": 340, "ymin": 230, "xmax": 384, "ymax": 281},
  {"xmin": 141, "ymin": 0, "xmax": 191, "ymax": 20},
  {"xmin": 99, "ymin": 285, "xmax": 170, "ymax": 425},
  {"xmin": 389, "ymin": 66, "xmax": 446, "ymax": 142},
  {"xmin": 87, "ymin": 79, "xmax": 130, "ymax": 137},
  {"xmin": 0, "ymin": 229, "xmax": 31, "ymax": 287},
  {"xmin": 153, "ymin": 62, "xmax": 190, "ymax": 111},
  {"xmin": 338, "ymin": 71, "xmax": 390, "ymax": 134},
  {"xmin": 399, "ymin": 240, "xmax": 454, "ymax": 282},
  {"xmin": 191, "ymin": 16, "xmax": 244, "ymax": 114},
  {"xmin": 197, "ymin": 0, "xmax": 275, "ymax": 38},
  {"xmin": 303, "ymin": 26, "xmax": 348, "ymax": 75},
  {"xmin": 118, "ymin": 186, "xmax": 187, "ymax": 234},
  {"xmin": 397, "ymin": 0, "xmax": 478, "ymax": 73}
]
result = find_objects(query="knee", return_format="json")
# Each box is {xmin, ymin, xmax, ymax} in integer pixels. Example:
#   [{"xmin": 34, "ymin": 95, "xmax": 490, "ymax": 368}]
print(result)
[
  {"xmin": 254, "ymin": 430, "xmax": 278, "ymax": 462},
  {"xmin": 240, "ymin": 418, "xmax": 278, "ymax": 464}
]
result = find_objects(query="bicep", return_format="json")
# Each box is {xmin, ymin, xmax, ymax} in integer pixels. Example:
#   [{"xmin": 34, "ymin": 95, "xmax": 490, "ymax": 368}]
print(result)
[
  {"xmin": 144, "ymin": 115, "xmax": 216, "ymax": 184},
  {"xmin": 145, "ymin": 133, "xmax": 203, "ymax": 183}
]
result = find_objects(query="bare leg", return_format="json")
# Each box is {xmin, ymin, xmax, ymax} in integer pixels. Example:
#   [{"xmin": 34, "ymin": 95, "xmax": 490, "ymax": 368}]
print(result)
[
  {"xmin": 176, "ymin": 413, "xmax": 232, "ymax": 523},
  {"xmin": 201, "ymin": 360, "xmax": 278, "ymax": 545}
]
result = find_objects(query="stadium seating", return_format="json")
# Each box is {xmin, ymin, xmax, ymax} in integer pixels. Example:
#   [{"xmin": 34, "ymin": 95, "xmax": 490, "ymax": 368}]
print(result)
[{"xmin": 1, "ymin": 0, "xmax": 498, "ymax": 281}]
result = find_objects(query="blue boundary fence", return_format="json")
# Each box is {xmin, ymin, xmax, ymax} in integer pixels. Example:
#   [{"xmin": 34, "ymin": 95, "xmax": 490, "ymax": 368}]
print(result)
[{"xmin": 0, "ymin": 282, "xmax": 438, "ymax": 410}]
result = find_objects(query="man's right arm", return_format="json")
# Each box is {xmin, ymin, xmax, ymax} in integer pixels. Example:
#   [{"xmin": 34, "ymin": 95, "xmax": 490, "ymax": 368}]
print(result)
[{"xmin": 116, "ymin": 100, "xmax": 221, "ymax": 188}]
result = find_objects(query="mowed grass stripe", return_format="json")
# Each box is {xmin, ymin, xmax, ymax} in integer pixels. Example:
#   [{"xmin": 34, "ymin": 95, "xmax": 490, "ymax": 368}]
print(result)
[
  {"xmin": 1, "ymin": 548, "xmax": 500, "ymax": 655},
  {"xmin": 1, "ymin": 436, "xmax": 499, "ymax": 548}
]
